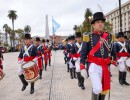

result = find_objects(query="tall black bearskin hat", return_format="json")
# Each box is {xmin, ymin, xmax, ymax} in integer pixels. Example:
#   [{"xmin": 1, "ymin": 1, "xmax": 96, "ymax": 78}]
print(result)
[
  {"xmin": 24, "ymin": 33, "xmax": 31, "ymax": 39},
  {"xmin": 116, "ymin": 32, "xmax": 125, "ymax": 38},
  {"xmin": 67, "ymin": 36, "xmax": 71, "ymax": 40},
  {"xmin": 42, "ymin": 39, "xmax": 46, "ymax": 43},
  {"xmin": 91, "ymin": 12, "xmax": 106, "ymax": 24},
  {"xmin": 36, "ymin": 37, "xmax": 41, "ymax": 41},
  {"xmin": 70, "ymin": 35, "xmax": 75, "ymax": 40},
  {"xmin": 46, "ymin": 39, "xmax": 49, "ymax": 42},
  {"xmin": 124, "ymin": 36, "xmax": 128, "ymax": 40},
  {"xmin": 75, "ymin": 32, "xmax": 82, "ymax": 38},
  {"xmin": 65, "ymin": 38, "xmax": 68, "ymax": 42}
]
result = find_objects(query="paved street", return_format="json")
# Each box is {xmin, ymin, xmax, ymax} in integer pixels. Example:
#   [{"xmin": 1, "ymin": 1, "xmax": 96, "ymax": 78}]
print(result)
[{"xmin": 0, "ymin": 50, "xmax": 130, "ymax": 100}]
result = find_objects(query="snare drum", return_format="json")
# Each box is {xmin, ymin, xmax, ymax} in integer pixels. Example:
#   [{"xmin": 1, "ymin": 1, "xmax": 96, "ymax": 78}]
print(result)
[
  {"xmin": 125, "ymin": 57, "xmax": 130, "ymax": 72},
  {"xmin": 22, "ymin": 61, "xmax": 39, "ymax": 83},
  {"xmin": 0, "ymin": 68, "xmax": 5, "ymax": 81}
]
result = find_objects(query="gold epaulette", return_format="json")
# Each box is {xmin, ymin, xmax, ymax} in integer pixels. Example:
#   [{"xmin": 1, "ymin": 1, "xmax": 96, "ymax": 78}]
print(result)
[
  {"xmin": 111, "ymin": 34, "xmax": 117, "ymax": 42},
  {"xmin": 83, "ymin": 34, "xmax": 90, "ymax": 42}
]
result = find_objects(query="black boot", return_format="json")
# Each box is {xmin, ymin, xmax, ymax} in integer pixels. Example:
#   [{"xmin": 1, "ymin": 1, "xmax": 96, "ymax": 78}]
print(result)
[
  {"xmin": 123, "ymin": 72, "xmax": 130, "ymax": 86},
  {"xmin": 19, "ymin": 74, "xmax": 28, "ymax": 91},
  {"xmin": 91, "ymin": 92, "xmax": 100, "ymax": 100},
  {"xmin": 45, "ymin": 64, "xmax": 47, "ymax": 71},
  {"xmin": 99, "ymin": 94, "xmax": 105, "ymax": 100},
  {"xmin": 30, "ymin": 82, "xmax": 34, "ymax": 94},
  {"xmin": 73, "ymin": 68, "xmax": 76, "ymax": 78},
  {"xmin": 49, "ymin": 59, "xmax": 51, "ymax": 66},
  {"xmin": 70, "ymin": 68, "xmax": 73, "ymax": 79},
  {"xmin": 80, "ymin": 76, "xmax": 85, "ymax": 90},
  {"xmin": 77, "ymin": 72, "xmax": 82, "ymax": 87},
  {"xmin": 67, "ymin": 63, "xmax": 70, "ymax": 72},
  {"xmin": 119, "ymin": 71, "xmax": 123, "ymax": 85},
  {"xmin": 39, "ymin": 69, "xmax": 42, "ymax": 79}
]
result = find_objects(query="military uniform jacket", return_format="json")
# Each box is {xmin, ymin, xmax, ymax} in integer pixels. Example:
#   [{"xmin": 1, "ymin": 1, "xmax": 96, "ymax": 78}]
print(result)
[
  {"xmin": 115, "ymin": 41, "xmax": 130, "ymax": 58},
  {"xmin": 80, "ymin": 32, "xmax": 116, "ymax": 66},
  {"xmin": 18, "ymin": 44, "xmax": 38, "ymax": 62}
]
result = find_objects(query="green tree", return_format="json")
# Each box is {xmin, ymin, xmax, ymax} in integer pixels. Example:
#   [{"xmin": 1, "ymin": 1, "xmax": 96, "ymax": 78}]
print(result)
[
  {"xmin": 24, "ymin": 25, "xmax": 31, "ymax": 33},
  {"xmin": 3, "ymin": 24, "xmax": 9, "ymax": 44},
  {"xmin": 7, "ymin": 10, "xmax": 18, "ymax": 47},
  {"xmin": 104, "ymin": 21, "xmax": 113, "ymax": 33},
  {"xmin": 84, "ymin": 8, "xmax": 93, "ymax": 32},
  {"xmin": 6, "ymin": 26, "xmax": 13, "ymax": 46}
]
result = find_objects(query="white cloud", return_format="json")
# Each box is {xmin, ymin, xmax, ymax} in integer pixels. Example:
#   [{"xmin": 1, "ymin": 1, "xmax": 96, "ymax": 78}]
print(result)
[{"xmin": 0, "ymin": 0, "xmax": 129, "ymax": 37}]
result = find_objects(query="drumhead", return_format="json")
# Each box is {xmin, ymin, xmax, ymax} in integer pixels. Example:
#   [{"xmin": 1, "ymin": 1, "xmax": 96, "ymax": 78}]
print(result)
[
  {"xmin": 125, "ymin": 58, "xmax": 130, "ymax": 67},
  {"xmin": 22, "ymin": 61, "xmax": 35, "ymax": 68}
]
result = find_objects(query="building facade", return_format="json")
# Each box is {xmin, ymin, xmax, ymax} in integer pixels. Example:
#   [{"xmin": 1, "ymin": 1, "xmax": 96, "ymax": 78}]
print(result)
[{"xmin": 106, "ymin": 0, "xmax": 130, "ymax": 36}]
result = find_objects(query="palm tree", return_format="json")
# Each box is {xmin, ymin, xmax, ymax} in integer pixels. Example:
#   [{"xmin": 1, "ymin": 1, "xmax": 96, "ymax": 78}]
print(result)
[
  {"xmin": 7, "ymin": 10, "xmax": 18, "ymax": 47},
  {"xmin": 6, "ymin": 26, "xmax": 13, "ymax": 47},
  {"xmin": 15, "ymin": 29, "xmax": 24, "ymax": 48},
  {"xmin": 3, "ymin": 24, "xmax": 9, "ymax": 44},
  {"xmin": 24, "ymin": 25, "xmax": 31, "ymax": 33},
  {"xmin": 84, "ymin": 8, "xmax": 93, "ymax": 32}
]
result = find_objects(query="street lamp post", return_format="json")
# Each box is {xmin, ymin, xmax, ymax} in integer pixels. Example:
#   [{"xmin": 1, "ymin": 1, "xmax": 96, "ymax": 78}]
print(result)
[{"xmin": 119, "ymin": 0, "xmax": 122, "ymax": 32}]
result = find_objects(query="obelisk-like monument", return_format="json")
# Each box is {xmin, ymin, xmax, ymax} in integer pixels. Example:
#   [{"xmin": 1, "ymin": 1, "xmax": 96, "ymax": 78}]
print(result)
[{"xmin": 45, "ymin": 14, "xmax": 49, "ymax": 39}]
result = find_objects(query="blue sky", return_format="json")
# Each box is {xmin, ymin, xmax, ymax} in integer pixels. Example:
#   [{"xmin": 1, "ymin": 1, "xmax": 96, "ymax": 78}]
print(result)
[{"xmin": 0, "ymin": 0, "xmax": 128, "ymax": 36}]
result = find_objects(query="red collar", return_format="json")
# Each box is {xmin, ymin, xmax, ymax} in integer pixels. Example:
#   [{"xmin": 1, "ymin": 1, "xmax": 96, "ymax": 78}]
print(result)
[{"xmin": 94, "ymin": 31, "xmax": 104, "ymax": 35}]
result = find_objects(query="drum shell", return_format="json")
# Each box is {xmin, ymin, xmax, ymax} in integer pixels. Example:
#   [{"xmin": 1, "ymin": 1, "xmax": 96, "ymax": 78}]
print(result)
[
  {"xmin": 22, "ymin": 61, "xmax": 39, "ymax": 83},
  {"xmin": 125, "ymin": 57, "xmax": 130, "ymax": 72}
]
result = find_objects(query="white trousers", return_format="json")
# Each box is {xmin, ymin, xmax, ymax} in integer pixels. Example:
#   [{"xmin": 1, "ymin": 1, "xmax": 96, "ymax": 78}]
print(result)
[
  {"xmin": 117, "ymin": 57, "xmax": 127, "ymax": 72},
  {"xmin": 89, "ymin": 63, "xmax": 102, "ymax": 94},
  {"xmin": 75, "ymin": 58, "xmax": 80, "ymax": 72},
  {"xmin": 18, "ymin": 66, "xmax": 24, "ymax": 75},
  {"xmin": 69, "ymin": 59, "xmax": 75, "ymax": 68}
]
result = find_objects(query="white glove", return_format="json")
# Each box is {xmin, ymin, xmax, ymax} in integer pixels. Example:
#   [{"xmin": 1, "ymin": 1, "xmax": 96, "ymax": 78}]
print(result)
[
  {"xmin": 33, "ymin": 58, "xmax": 38, "ymax": 62},
  {"xmin": 73, "ymin": 57, "xmax": 77, "ymax": 61},
  {"xmin": 18, "ymin": 60, "xmax": 23, "ymax": 65},
  {"xmin": 81, "ymin": 69, "xmax": 88, "ymax": 79}
]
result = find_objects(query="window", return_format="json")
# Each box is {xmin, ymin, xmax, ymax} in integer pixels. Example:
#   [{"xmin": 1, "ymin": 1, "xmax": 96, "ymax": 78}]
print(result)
[
  {"xmin": 127, "ymin": 6, "xmax": 129, "ymax": 9},
  {"xmin": 129, "ymin": 27, "xmax": 130, "ymax": 31}
]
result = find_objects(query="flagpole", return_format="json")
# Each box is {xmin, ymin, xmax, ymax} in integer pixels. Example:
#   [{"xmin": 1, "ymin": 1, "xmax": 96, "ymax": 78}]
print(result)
[{"xmin": 52, "ymin": 17, "xmax": 55, "ymax": 46}]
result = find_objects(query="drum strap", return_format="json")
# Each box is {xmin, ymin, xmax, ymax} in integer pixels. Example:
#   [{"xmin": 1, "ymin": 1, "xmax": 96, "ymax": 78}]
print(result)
[
  {"xmin": 75, "ymin": 42, "xmax": 81, "ymax": 53},
  {"xmin": 117, "ymin": 42, "xmax": 127, "ymax": 52},
  {"xmin": 23, "ymin": 44, "xmax": 33, "ymax": 57},
  {"xmin": 37, "ymin": 44, "xmax": 42, "ymax": 49}
]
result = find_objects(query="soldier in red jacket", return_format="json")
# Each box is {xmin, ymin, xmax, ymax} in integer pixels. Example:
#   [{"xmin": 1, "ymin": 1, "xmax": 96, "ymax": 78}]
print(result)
[
  {"xmin": 46, "ymin": 39, "xmax": 52, "ymax": 66},
  {"xmin": 35, "ymin": 37, "xmax": 44, "ymax": 79},
  {"xmin": 42, "ymin": 39, "xmax": 48, "ymax": 71}
]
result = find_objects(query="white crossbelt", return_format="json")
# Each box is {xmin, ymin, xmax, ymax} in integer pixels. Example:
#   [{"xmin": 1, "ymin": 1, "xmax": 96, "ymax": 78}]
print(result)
[
  {"xmin": 75, "ymin": 42, "xmax": 81, "ymax": 53},
  {"xmin": 23, "ymin": 44, "xmax": 33, "ymax": 57},
  {"xmin": 117, "ymin": 42, "xmax": 127, "ymax": 52}
]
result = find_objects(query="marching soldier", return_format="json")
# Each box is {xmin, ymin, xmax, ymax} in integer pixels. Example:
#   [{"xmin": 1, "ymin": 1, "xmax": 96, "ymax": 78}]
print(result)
[
  {"xmin": 115, "ymin": 32, "xmax": 130, "ymax": 85},
  {"xmin": 42, "ymin": 39, "xmax": 48, "ymax": 71},
  {"xmin": 0, "ymin": 47, "xmax": 4, "ymax": 70},
  {"xmin": 46, "ymin": 39, "xmax": 52, "ymax": 66},
  {"xmin": 35, "ymin": 37, "xmax": 44, "ymax": 79},
  {"xmin": 18, "ymin": 33, "xmax": 38, "ymax": 94},
  {"xmin": 71, "ymin": 32, "xmax": 85, "ymax": 90},
  {"xmin": 80, "ymin": 12, "xmax": 116, "ymax": 100},
  {"xmin": 67, "ymin": 35, "xmax": 76, "ymax": 79},
  {"xmin": 66, "ymin": 37, "xmax": 71, "ymax": 73},
  {"xmin": 63, "ymin": 38, "xmax": 68, "ymax": 64}
]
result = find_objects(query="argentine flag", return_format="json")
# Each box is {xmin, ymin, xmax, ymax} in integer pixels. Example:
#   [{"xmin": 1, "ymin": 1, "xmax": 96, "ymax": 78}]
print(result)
[{"xmin": 52, "ymin": 17, "xmax": 60, "ymax": 34}]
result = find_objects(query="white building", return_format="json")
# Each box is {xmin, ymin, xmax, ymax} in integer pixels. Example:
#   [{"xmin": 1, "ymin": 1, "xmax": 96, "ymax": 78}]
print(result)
[{"xmin": 106, "ymin": 0, "xmax": 130, "ymax": 35}]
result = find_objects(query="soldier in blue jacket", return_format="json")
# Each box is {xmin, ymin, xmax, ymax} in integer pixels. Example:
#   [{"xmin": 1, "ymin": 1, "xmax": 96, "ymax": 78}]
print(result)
[
  {"xmin": 80, "ymin": 12, "xmax": 116, "ymax": 100},
  {"xmin": 66, "ymin": 35, "xmax": 76, "ymax": 79},
  {"xmin": 115, "ymin": 32, "xmax": 130, "ymax": 85}
]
